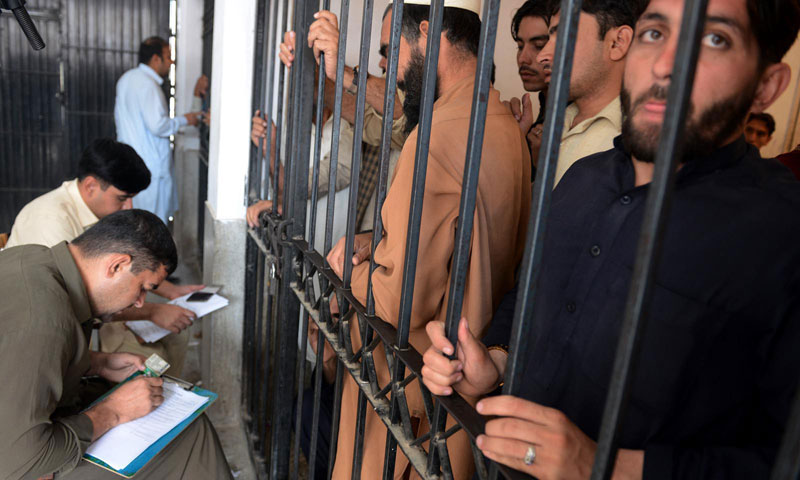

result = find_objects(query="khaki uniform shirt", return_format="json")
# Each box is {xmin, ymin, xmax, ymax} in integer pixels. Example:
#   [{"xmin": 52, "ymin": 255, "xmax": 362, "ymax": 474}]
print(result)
[
  {"xmin": 0, "ymin": 242, "xmax": 94, "ymax": 479},
  {"xmin": 6, "ymin": 179, "xmax": 98, "ymax": 248},
  {"xmin": 333, "ymin": 77, "xmax": 532, "ymax": 480},
  {"xmin": 555, "ymin": 96, "xmax": 622, "ymax": 186},
  {"xmin": 361, "ymin": 89, "xmax": 408, "ymax": 151}
]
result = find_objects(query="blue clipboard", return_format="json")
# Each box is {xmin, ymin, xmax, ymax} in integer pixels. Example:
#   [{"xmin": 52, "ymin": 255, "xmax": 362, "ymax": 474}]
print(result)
[{"xmin": 81, "ymin": 372, "xmax": 217, "ymax": 478}]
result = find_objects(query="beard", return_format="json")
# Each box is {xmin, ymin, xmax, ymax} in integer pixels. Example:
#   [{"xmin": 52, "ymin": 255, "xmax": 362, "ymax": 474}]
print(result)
[
  {"xmin": 620, "ymin": 81, "xmax": 757, "ymax": 164},
  {"xmin": 397, "ymin": 46, "xmax": 440, "ymax": 135}
]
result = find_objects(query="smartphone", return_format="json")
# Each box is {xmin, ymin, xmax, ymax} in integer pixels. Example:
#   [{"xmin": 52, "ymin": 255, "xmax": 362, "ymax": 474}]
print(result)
[{"xmin": 187, "ymin": 292, "xmax": 214, "ymax": 302}]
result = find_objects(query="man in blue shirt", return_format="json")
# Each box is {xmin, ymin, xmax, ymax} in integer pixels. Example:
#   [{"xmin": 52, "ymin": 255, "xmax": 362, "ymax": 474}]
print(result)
[{"xmin": 115, "ymin": 36, "xmax": 202, "ymax": 224}]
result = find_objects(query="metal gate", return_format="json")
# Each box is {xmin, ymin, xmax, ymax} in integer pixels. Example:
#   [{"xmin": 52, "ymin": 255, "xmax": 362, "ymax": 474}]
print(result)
[
  {"xmin": 242, "ymin": 0, "xmax": 800, "ymax": 479},
  {"xmin": 0, "ymin": 0, "xmax": 170, "ymax": 232}
]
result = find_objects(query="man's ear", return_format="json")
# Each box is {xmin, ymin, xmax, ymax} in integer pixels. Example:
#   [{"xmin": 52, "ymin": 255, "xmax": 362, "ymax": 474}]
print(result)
[
  {"xmin": 105, "ymin": 253, "xmax": 133, "ymax": 279},
  {"xmin": 750, "ymin": 62, "xmax": 791, "ymax": 113},
  {"xmin": 83, "ymin": 175, "xmax": 100, "ymax": 197},
  {"xmin": 419, "ymin": 20, "xmax": 429, "ymax": 40},
  {"xmin": 607, "ymin": 25, "xmax": 634, "ymax": 62}
]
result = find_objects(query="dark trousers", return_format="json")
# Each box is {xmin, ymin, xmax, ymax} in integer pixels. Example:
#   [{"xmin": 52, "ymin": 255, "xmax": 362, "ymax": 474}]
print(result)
[{"xmin": 298, "ymin": 371, "xmax": 334, "ymax": 480}]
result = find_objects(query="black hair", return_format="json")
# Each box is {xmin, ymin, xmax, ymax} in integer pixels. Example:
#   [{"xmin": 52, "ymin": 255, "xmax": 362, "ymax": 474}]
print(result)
[
  {"xmin": 511, "ymin": 0, "xmax": 553, "ymax": 41},
  {"xmin": 138, "ymin": 36, "xmax": 169, "ymax": 65},
  {"xmin": 745, "ymin": 0, "xmax": 800, "ymax": 68},
  {"xmin": 551, "ymin": 0, "xmax": 644, "ymax": 38},
  {"xmin": 77, "ymin": 138, "xmax": 151, "ymax": 194},
  {"xmin": 747, "ymin": 112, "xmax": 776, "ymax": 135},
  {"xmin": 72, "ymin": 209, "xmax": 178, "ymax": 275},
  {"xmin": 401, "ymin": 5, "xmax": 481, "ymax": 57}
]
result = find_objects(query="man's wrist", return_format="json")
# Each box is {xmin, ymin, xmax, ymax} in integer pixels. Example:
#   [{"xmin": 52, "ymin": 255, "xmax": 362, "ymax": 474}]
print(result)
[
  {"xmin": 85, "ymin": 403, "xmax": 122, "ymax": 440},
  {"xmin": 345, "ymin": 66, "xmax": 358, "ymax": 95},
  {"xmin": 87, "ymin": 351, "xmax": 107, "ymax": 376}
]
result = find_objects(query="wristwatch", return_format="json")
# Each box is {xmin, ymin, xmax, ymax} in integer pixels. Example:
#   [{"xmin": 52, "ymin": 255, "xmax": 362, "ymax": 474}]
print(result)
[{"xmin": 346, "ymin": 66, "xmax": 359, "ymax": 95}]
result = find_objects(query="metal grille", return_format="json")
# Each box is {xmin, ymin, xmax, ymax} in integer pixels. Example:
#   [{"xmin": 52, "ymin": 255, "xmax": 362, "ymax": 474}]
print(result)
[
  {"xmin": 0, "ymin": 0, "xmax": 170, "ymax": 232},
  {"xmin": 197, "ymin": 0, "xmax": 214, "ymax": 261},
  {"xmin": 241, "ymin": 0, "xmax": 800, "ymax": 479}
]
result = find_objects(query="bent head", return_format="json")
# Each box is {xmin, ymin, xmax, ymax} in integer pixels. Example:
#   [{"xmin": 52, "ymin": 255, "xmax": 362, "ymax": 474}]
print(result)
[
  {"xmin": 70, "ymin": 209, "xmax": 177, "ymax": 320},
  {"xmin": 621, "ymin": 0, "xmax": 799, "ymax": 163},
  {"xmin": 78, "ymin": 138, "xmax": 151, "ymax": 219},
  {"xmin": 396, "ymin": 3, "xmax": 481, "ymax": 133}
]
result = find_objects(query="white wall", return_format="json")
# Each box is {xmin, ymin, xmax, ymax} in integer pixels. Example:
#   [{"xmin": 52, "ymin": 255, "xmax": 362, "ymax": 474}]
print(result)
[
  {"xmin": 763, "ymin": 35, "xmax": 800, "ymax": 158},
  {"xmin": 175, "ymin": 0, "xmax": 204, "ymax": 120},
  {"xmin": 207, "ymin": 0, "xmax": 258, "ymax": 220}
]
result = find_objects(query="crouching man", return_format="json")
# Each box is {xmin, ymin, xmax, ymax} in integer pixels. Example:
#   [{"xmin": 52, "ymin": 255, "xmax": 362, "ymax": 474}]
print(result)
[{"xmin": 0, "ymin": 209, "xmax": 232, "ymax": 480}]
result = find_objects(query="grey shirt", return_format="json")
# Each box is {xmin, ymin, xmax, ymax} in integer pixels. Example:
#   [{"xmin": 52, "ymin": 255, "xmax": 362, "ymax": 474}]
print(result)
[{"xmin": 0, "ymin": 242, "xmax": 95, "ymax": 479}]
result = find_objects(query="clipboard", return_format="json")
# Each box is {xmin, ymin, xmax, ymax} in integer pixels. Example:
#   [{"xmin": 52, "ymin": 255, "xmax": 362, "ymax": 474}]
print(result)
[{"xmin": 81, "ymin": 372, "xmax": 217, "ymax": 478}]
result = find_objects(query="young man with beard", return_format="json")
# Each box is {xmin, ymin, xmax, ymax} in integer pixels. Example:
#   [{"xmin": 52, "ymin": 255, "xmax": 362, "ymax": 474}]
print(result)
[
  {"xmin": 322, "ymin": 0, "xmax": 531, "ymax": 478},
  {"xmin": 0, "ymin": 210, "xmax": 232, "ymax": 480},
  {"xmin": 420, "ymin": 0, "xmax": 800, "ymax": 477}
]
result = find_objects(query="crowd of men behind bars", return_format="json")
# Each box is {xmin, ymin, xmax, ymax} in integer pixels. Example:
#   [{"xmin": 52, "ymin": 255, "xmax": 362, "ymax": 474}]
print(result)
[{"xmin": 1, "ymin": 0, "xmax": 800, "ymax": 478}]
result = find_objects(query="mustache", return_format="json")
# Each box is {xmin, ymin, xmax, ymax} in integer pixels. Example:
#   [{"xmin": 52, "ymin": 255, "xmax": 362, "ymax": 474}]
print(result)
[
  {"xmin": 518, "ymin": 66, "xmax": 539, "ymax": 76},
  {"xmin": 631, "ymin": 84, "xmax": 669, "ymax": 110}
]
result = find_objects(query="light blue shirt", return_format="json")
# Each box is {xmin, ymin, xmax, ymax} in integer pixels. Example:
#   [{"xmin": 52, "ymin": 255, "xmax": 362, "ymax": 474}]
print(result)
[{"xmin": 114, "ymin": 63, "xmax": 187, "ymax": 223}]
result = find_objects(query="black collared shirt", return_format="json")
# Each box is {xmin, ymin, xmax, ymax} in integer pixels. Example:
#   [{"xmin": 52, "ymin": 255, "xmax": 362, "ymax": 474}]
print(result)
[{"xmin": 485, "ymin": 137, "xmax": 800, "ymax": 479}]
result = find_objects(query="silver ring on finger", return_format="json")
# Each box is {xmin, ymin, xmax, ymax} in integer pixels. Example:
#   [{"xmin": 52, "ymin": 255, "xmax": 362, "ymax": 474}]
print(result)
[{"xmin": 523, "ymin": 445, "xmax": 536, "ymax": 466}]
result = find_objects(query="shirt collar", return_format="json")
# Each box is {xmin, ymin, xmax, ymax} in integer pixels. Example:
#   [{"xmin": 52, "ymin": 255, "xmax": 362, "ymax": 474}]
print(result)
[
  {"xmin": 563, "ymin": 96, "xmax": 622, "ymax": 137},
  {"xmin": 612, "ymin": 134, "xmax": 753, "ymax": 186},
  {"xmin": 138, "ymin": 63, "xmax": 164, "ymax": 85},
  {"xmin": 66, "ymin": 179, "xmax": 100, "ymax": 230},
  {"xmin": 51, "ymin": 241, "xmax": 93, "ymax": 324},
  {"xmin": 433, "ymin": 76, "xmax": 476, "ymax": 109}
]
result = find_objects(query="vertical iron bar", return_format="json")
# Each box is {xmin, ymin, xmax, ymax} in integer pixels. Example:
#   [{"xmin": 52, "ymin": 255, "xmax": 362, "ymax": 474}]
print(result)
[
  {"xmin": 339, "ymin": 0, "xmax": 374, "ymax": 288},
  {"xmin": 307, "ymin": 325, "xmax": 327, "ymax": 480},
  {"xmin": 346, "ymin": 3, "xmax": 377, "ymax": 471},
  {"xmin": 591, "ymin": 0, "xmax": 708, "ymax": 478},
  {"xmin": 427, "ymin": 0, "xmax": 501, "ymax": 476},
  {"xmin": 269, "ymin": 0, "xmax": 315, "ymax": 476},
  {"xmin": 307, "ymin": 0, "xmax": 331, "ymax": 250},
  {"xmin": 260, "ymin": 0, "xmax": 274, "ymax": 200},
  {"xmin": 364, "ymin": 0, "xmax": 403, "ymax": 316},
  {"xmin": 243, "ymin": 238, "xmax": 258, "ymax": 421},
  {"xmin": 383, "ymin": 1, "xmax": 445, "ymax": 478},
  {"xmin": 503, "ymin": 0, "xmax": 581, "ymax": 395},
  {"xmin": 493, "ymin": 0, "xmax": 583, "ymax": 477},
  {"xmin": 321, "ymin": 0, "xmax": 350, "ymax": 256},
  {"xmin": 326, "ymin": 360, "xmax": 345, "ymax": 480},
  {"xmin": 251, "ymin": 250, "xmax": 267, "ymax": 452},
  {"xmin": 272, "ymin": 0, "xmax": 290, "ymax": 207},
  {"xmin": 292, "ymin": 306, "xmax": 310, "ymax": 480}
]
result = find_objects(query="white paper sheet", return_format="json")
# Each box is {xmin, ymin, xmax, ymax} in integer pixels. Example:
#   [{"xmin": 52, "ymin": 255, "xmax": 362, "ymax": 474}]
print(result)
[
  {"xmin": 85, "ymin": 381, "xmax": 209, "ymax": 470},
  {"xmin": 125, "ymin": 291, "xmax": 229, "ymax": 343}
]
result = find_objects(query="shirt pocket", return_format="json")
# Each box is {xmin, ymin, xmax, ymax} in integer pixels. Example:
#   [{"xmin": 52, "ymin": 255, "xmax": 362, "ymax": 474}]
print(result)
[{"xmin": 579, "ymin": 265, "xmax": 719, "ymax": 422}]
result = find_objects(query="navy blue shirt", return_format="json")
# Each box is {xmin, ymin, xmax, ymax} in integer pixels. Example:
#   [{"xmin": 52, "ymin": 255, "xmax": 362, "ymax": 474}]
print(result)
[{"xmin": 484, "ymin": 136, "xmax": 800, "ymax": 479}]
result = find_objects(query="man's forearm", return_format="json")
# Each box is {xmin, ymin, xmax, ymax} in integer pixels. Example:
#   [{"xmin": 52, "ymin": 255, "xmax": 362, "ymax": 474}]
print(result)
[
  {"xmin": 324, "ymin": 67, "xmax": 403, "ymax": 123},
  {"xmin": 110, "ymin": 303, "xmax": 154, "ymax": 322}
]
